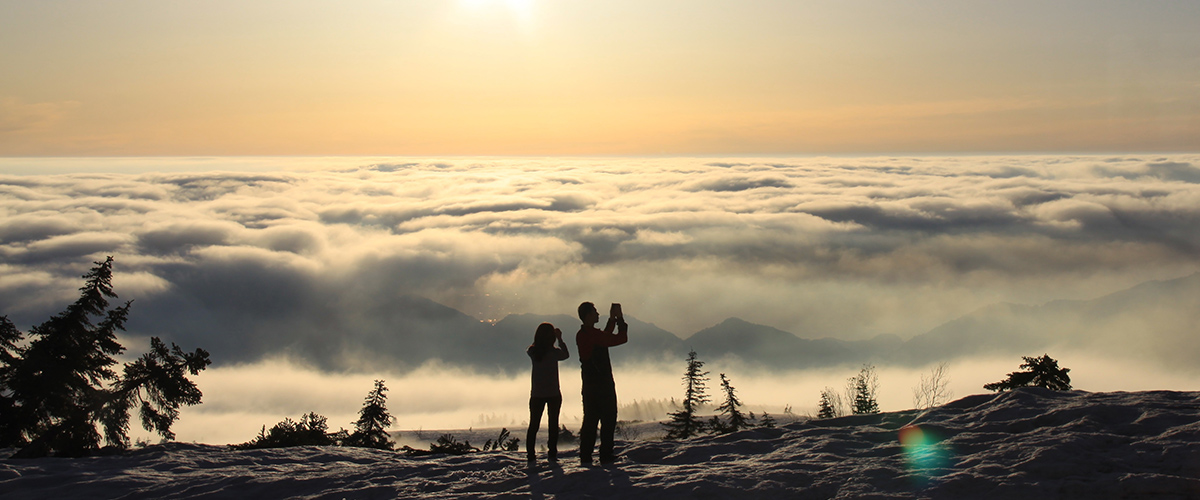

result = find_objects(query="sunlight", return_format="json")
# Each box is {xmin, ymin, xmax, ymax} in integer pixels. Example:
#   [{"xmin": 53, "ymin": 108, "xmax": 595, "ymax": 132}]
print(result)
[{"xmin": 458, "ymin": 0, "xmax": 536, "ymax": 27}]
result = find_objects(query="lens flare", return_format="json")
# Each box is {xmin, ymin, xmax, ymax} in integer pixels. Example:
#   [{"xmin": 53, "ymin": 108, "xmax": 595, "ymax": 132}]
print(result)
[{"xmin": 898, "ymin": 424, "xmax": 952, "ymax": 486}]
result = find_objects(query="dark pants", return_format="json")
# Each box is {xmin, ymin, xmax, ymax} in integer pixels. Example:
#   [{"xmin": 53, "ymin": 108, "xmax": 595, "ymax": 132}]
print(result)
[
  {"xmin": 579, "ymin": 383, "xmax": 617, "ymax": 464},
  {"xmin": 527, "ymin": 395, "xmax": 562, "ymax": 460}
]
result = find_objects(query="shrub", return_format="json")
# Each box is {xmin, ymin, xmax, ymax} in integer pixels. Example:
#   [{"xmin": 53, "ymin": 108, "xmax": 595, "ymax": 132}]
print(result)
[
  {"xmin": 913, "ymin": 362, "xmax": 953, "ymax": 409},
  {"xmin": 557, "ymin": 424, "xmax": 578, "ymax": 444},
  {"xmin": 984, "ymin": 354, "xmax": 1071, "ymax": 392},
  {"xmin": 481, "ymin": 427, "xmax": 519, "ymax": 452},
  {"xmin": 231, "ymin": 412, "xmax": 340, "ymax": 450},
  {"xmin": 428, "ymin": 434, "xmax": 478, "ymax": 455}
]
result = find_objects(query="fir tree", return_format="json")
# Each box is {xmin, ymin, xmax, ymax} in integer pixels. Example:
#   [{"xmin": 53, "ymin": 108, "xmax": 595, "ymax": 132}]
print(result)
[
  {"xmin": 662, "ymin": 349, "xmax": 709, "ymax": 440},
  {"xmin": 344, "ymin": 379, "xmax": 395, "ymax": 450},
  {"xmin": 817, "ymin": 387, "xmax": 843, "ymax": 419},
  {"xmin": 7, "ymin": 257, "xmax": 129, "ymax": 455},
  {"xmin": 758, "ymin": 411, "xmax": 777, "ymax": 428},
  {"xmin": 0, "ymin": 316, "xmax": 25, "ymax": 446},
  {"xmin": 848, "ymin": 364, "xmax": 880, "ymax": 415},
  {"xmin": 2, "ymin": 257, "xmax": 211, "ymax": 457},
  {"xmin": 984, "ymin": 354, "xmax": 1072, "ymax": 392},
  {"xmin": 714, "ymin": 373, "xmax": 748, "ymax": 433},
  {"xmin": 0, "ymin": 315, "xmax": 21, "ymax": 373},
  {"xmin": 99, "ymin": 337, "xmax": 210, "ymax": 448}
]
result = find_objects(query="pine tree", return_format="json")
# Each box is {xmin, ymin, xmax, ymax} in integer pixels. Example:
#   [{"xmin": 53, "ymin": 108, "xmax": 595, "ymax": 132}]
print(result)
[
  {"xmin": 7, "ymin": 257, "xmax": 129, "ymax": 455},
  {"xmin": 758, "ymin": 411, "xmax": 776, "ymax": 428},
  {"xmin": 662, "ymin": 349, "xmax": 709, "ymax": 440},
  {"xmin": 2, "ymin": 257, "xmax": 211, "ymax": 457},
  {"xmin": 714, "ymin": 373, "xmax": 748, "ymax": 433},
  {"xmin": 847, "ymin": 364, "xmax": 880, "ymax": 415},
  {"xmin": 984, "ymin": 354, "xmax": 1072, "ymax": 392},
  {"xmin": 99, "ymin": 337, "xmax": 210, "ymax": 448},
  {"xmin": 0, "ymin": 316, "xmax": 25, "ymax": 446},
  {"xmin": 344, "ymin": 379, "xmax": 395, "ymax": 450},
  {"xmin": 817, "ymin": 386, "xmax": 843, "ymax": 419}
]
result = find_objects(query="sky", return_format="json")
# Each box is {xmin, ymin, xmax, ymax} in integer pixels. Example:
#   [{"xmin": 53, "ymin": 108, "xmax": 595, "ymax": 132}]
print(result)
[{"xmin": 2, "ymin": 0, "xmax": 1199, "ymax": 156}]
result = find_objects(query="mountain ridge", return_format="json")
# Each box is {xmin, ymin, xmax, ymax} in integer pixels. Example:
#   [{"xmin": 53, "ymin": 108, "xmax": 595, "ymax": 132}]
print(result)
[{"xmin": 140, "ymin": 272, "xmax": 1200, "ymax": 373}]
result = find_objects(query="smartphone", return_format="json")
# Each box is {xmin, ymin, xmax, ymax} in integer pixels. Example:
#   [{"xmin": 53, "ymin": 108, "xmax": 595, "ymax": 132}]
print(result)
[{"xmin": 610, "ymin": 303, "xmax": 622, "ymax": 320}]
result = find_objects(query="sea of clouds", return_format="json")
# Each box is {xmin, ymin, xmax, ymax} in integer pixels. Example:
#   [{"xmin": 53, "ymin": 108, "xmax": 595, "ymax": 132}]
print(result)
[{"xmin": 2, "ymin": 155, "xmax": 1199, "ymax": 441}]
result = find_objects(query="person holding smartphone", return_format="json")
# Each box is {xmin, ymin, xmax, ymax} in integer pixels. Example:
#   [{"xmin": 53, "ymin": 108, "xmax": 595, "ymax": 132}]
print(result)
[
  {"xmin": 574, "ymin": 301, "xmax": 629, "ymax": 466},
  {"xmin": 526, "ymin": 322, "xmax": 569, "ymax": 465}
]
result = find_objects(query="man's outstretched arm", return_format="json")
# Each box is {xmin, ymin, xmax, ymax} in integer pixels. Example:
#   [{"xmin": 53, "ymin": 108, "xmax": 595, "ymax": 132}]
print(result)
[{"xmin": 601, "ymin": 319, "xmax": 628, "ymax": 347}]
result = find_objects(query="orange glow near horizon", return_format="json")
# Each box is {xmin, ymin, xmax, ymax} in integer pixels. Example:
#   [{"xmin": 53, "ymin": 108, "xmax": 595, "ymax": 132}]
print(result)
[{"xmin": 0, "ymin": 1, "xmax": 1197, "ymax": 155}]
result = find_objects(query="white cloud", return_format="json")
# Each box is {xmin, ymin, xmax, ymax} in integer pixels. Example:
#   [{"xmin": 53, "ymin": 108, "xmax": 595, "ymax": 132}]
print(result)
[{"xmin": 1, "ymin": 155, "xmax": 1198, "ymax": 370}]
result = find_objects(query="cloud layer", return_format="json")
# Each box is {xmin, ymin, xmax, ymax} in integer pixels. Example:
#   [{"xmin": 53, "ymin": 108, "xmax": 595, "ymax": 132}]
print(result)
[{"xmin": 2, "ymin": 155, "xmax": 1199, "ymax": 371}]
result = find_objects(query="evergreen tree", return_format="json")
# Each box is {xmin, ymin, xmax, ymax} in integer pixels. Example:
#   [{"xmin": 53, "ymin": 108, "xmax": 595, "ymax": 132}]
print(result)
[
  {"xmin": 0, "ymin": 315, "xmax": 21, "ymax": 372},
  {"xmin": 758, "ymin": 411, "xmax": 776, "ymax": 428},
  {"xmin": 817, "ymin": 386, "xmax": 843, "ymax": 419},
  {"xmin": 662, "ymin": 349, "xmax": 709, "ymax": 440},
  {"xmin": 6, "ymin": 257, "xmax": 129, "ymax": 455},
  {"xmin": 2, "ymin": 257, "xmax": 211, "ymax": 457},
  {"xmin": 0, "ymin": 316, "xmax": 25, "ymax": 446},
  {"xmin": 984, "ymin": 354, "xmax": 1072, "ymax": 392},
  {"xmin": 847, "ymin": 365, "xmax": 880, "ymax": 415},
  {"xmin": 344, "ymin": 379, "xmax": 395, "ymax": 450},
  {"xmin": 714, "ymin": 373, "xmax": 748, "ymax": 433},
  {"xmin": 98, "ymin": 337, "xmax": 210, "ymax": 449}
]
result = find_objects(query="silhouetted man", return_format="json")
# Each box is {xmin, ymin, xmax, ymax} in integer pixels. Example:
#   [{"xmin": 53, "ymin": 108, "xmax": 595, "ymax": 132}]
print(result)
[{"xmin": 575, "ymin": 301, "xmax": 628, "ymax": 466}]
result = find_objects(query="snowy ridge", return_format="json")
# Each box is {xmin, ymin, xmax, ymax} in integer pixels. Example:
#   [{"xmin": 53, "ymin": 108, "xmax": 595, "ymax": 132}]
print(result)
[{"xmin": 2, "ymin": 388, "xmax": 1198, "ymax": 499}]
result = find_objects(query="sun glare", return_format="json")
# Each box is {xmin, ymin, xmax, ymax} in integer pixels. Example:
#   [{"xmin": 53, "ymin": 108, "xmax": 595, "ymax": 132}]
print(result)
[{"xmin": 459, "ymin": 0, "xmax": 535, "ymax": 22}]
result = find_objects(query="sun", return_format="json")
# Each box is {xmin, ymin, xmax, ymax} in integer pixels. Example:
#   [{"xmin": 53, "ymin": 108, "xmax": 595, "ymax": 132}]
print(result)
[
  {"xmin": 459, "ymin": 0, "xmax": 535, "ymax": 17},
  {"xmin": 456, "ymin": 0, "xmax": 537, "ymax": 33}
]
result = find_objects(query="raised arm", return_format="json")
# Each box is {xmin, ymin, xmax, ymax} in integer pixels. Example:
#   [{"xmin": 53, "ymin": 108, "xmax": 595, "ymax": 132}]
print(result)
[
  {"xmin": 555, "ymin": 328, "xmax": 570, "ymax": 360},
  {"xmin": 599, "ymin": 317, "xmax": 628, "ymax": 347}
]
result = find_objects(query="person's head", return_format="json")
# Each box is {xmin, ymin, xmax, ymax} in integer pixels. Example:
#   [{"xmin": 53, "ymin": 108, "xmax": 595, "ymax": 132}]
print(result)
[
  {"xmin": 578, "ymin": 301, "xmax": 598, "ymax": 324},
  {"xmin": 533, "ymin": 322, "xmax": 557, "ymax": 349}
]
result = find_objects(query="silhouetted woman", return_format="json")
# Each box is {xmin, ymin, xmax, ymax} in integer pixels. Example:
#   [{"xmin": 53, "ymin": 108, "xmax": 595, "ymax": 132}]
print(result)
[{"xmin": 526, "ymin": 322, "xmax": 569, "ymax": 464}]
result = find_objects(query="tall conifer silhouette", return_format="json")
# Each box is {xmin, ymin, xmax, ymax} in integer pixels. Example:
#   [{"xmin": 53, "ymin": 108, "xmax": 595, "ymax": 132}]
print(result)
[
  {"xmin": 662, "ymin": 350, "xmax": 709, "ymax": 439},
  {"xmin": 1, "ymin": 257, "xmax": 210, "ymax": 457},
  {"xmin": 345, "ymin": 379, "xmax": 395, "ymax": 450},
  {"xmin": 715, "ymin": 373, "xmax": 748, "ymax": 433}
]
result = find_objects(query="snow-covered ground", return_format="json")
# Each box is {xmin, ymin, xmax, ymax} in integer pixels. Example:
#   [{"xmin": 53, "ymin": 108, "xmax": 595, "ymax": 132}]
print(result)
[{"xmin": 3, "ymin": 388, "xmax": 1198, "ymax": 499}]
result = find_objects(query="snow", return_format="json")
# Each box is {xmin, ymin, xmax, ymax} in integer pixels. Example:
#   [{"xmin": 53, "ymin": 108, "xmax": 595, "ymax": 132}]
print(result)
[{"xmin": 3, "ymin": 388, "xmax": 1198, "ymax": 499}]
